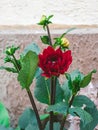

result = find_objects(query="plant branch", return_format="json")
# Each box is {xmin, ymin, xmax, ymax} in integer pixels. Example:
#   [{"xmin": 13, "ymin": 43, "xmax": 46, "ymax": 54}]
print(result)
[
  {"xmin": 27, "ymin": 88, "xmax": 43, "ymax": 130},
  {"xmin": 46, "ymin": 25, "xmax": 52, "ymax": 46},
  {"xmin": 49, "ymin": 77, "xmax": 54, "ymax": 130},
  {"xmin": 60, "ymin": 114, "xmax": 68, "ymax": 130},
  {"xmin": 49, "ymin": 77, "xmax": 57, "ymax": 130},
  {"xmin": 12, "ymin": 54, "xmax": 20, "ymax": 72},
  {"xmin": 52, "ymin": 77, "xmax": 57, "ymax": 104},
  {"xmin": 69, "ymin": 94, "xmax": 75, "ymax": 107}
]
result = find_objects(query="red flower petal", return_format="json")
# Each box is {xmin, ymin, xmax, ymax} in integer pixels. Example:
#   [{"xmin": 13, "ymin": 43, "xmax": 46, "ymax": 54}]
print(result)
[{"xmin": 38, "ymin": 46, "xmax": 72, "ymax": 78}]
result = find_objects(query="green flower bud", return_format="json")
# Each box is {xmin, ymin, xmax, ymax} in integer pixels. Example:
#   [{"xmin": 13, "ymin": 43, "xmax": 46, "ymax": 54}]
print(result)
[
  {"xmin": 40, "ymin": 15, "xmax": 47, "ymax": 25},
  {"xmin": 4, "ymin": 56, "xmax": 11, "ymax": 63},
  {"xmin": 5, "ymin": 45, "xmax": 19, "ymax": 56},
  {"xmin": 38, "ymin": 15, "xmax": 53, "ymax": 28}
]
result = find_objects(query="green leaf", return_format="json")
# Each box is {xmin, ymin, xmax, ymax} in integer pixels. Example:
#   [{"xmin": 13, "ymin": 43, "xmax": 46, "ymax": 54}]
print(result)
[
  {"xmin": 18, "ymin": 108, "xmax": 38, "ymax": 129},
  {"xmin": 80, "ymin": 106, "xmax": 98, "ymax": 130},
  {"xmin": 67, "ymin": 69, "xmax": 84, "ymax": 81},
  {"xmin": 40, "ymin": 114, "xmax": 49, "ymax": 121},
  {"xmin": 65, "ymin": 73, "xmax": 81, "ymax": 94},
  {"xmin": 65, "ymin": 70, "xmax": 84, "ymax": 94},
  {"xmin": 72, "ymin": 95, "xmax": 95, "ymax": 108},
  {"xmin": 65, "ymin": 73, "xmax": 73, "ymax": 90},
  {"xmin": 0, "ymin": 102, "xmax": 10, "ymax": 127},
  {"xmin": 18, "ymin": 51, "xmax": 38, "ymax": 89},
  {"xmin": 21, "ymin": 43, "xmax": 40, "ymax": 56},
  {"xmin": 55, "ymin": 79, "xmax": 64, "ymax": 104},
  {"xmin": 40, "ymin": 36, "xmax": 50, "ymax": 45},
  {"xmin": 61, "ymin": 80, "xmax": 72, "ymax": 102},
  {"xmin": 47, "ymin": 102, "xmax": 68, "ymax": 115},
  {"xmin": 69, "ymin": 107, "xmax": 93, "ymax": 127},
  {"xmin": 60, "ymin": 28, "xmax": 76, "ymax": 38},
  {"xmin": 34, "ymin": 76, "xmax": 64, "ymax": 105},
  {"xmin": 45, "ymin": 122, "xmax": 66, "ymax": 130},
  {"xmin": 53, "ymin": 38, "xmax": 61, "ymax": 48},
  {"xmin": 34, "ymin": 76, "xmax": 50, "ymax": 104},
  {"xmin": 0, "ymin": 66, "xmax": 17, "ymax": 73},
  {"xmin": 0, "ymin": 126, "xmax": 13, "ymax": 130},
  {"xmin": 47, "ymin": 15, "xmax": 54, "ymax": 21},
  {"xmin": 15, "ymin": 126, "xmax": 20, "ymax": 130},
  {"xmin": 4, "ymin": 56, "xmax": 12, "ymax": 63},
  {"xmin": 34, "ymin": 68, "xmax": 42, "ymax": 78},
  {"xmin": 80, "ymin": 69, "xmax": 96, "ymax": 88},
  {"xmin": 25, "ymin": 123, "xmax": 39, "ymax": 130}
]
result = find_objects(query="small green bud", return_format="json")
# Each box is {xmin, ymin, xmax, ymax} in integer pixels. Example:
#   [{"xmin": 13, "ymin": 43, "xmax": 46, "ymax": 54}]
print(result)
[
  {"xmin": 40, "ymin": 15, "xmax": 47, "ymax": 25},
  {"xmin": 4, "ymin": 56, "xmax": 11, "ymax": 63},
  {"xmin": 38, "ymin": 15, "xmax": 53, "ymax": 28},
  {"xmin": 5, "ymin": 45, "xmax": 19, "ymax": 56}
]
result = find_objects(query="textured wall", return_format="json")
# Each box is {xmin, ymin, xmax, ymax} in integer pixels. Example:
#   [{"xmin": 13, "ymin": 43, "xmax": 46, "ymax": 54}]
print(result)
[
  {"xmin": 0, "ymin": 28, "xmax": 98, "ymax": 97},
  {"xmin": 0, "ymin": 0, "xmax": 98, "ymax": 25},
  {"xmin": 0, "ymin": 28, "xmax": 98, "ymax": 127}
]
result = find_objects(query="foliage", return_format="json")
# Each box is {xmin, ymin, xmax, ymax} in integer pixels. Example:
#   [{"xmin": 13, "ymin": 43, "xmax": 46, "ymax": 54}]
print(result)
[
  {"xmin": 18, "ymin": 108, "xmax": 39, "ymax": 130},
  {"xmin": 0, "ymin": 15, "xmax": 97, "ymax": 130},
  {"xmin": 34, "ymin": 76, "xmax": 64, "ymax": 104},
  {"xmin": 0, "ymin": 102, "xmax": 10, "ymax": 127},
  {"xmin": 18, "ymin": 51, "xmax": 38, "ymax": 90},
  {"xmin": 69, "ymin": 107, "xmax": 93, "ymax": 127},
  {"xmin": 80, "ymin": 105, "xmax": 98, "ymax": 130}
]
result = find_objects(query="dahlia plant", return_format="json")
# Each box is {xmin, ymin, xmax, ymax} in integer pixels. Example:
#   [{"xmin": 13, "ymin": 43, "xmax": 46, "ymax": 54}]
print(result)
[{"xmin": 0, "ymin": 15, "xmax": 98, "ymax": 130}]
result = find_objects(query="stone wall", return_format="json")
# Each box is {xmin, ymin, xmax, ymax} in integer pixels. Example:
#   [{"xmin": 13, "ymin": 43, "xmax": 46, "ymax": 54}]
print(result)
[{"xmin": 0, "ymin": 27, "xmax": 98, "ymax": 127}]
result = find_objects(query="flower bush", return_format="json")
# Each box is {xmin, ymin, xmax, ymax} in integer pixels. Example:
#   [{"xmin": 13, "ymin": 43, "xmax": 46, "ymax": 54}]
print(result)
[{"xmin": 0, "ymin": 15, "xmax": 98, "ymax": 130}]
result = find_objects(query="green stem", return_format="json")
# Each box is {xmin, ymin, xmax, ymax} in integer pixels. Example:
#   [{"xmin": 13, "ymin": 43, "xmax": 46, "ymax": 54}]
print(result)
[
  {"xmin": 27, "ymin": 88, "xmax": 43, "ymax": 130},
  {"xmin": 69, "ymin": 94, "xmax": 75, "ymax": 107},
  {"xmin": 46, "ymin": 25, "xmax": 52, "ymax": 46},
  {"xmin": 60, "ymin": 94, "xmax": 75, "ymax": 130},
  {"xmin": 50, "ymin": 111, "xmax": 53, "ymax": 130},
  {"xmin": 49, "ymin": 77, "xmax": 57, "ymax": 130},
  {"xmin": 50, "ymin": 77, "xmax": 54, "ymax": 130},
  {"xmin": 12, "ymin": 55, "xmax": 43, "ymax": 130},
  {"xmin": 60, "ymin": 114, "xmax": 68, "ymax": 130},
  {"xmin": 12, "ymin": 54, "xmax": 20, "ymax": 72},
  {"xmin": 45, "ymin": 80, "xmax": 51, "ymax": 105},
  {"xmin": 52, "ymin": 77, "xmax": 57, "ymax": 104}
]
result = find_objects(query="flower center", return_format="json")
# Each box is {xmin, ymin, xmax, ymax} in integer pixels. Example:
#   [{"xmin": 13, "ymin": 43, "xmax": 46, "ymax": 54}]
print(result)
[{"xmin": 49, "ymin": 55, "xmax": 58, "ymax": 63}]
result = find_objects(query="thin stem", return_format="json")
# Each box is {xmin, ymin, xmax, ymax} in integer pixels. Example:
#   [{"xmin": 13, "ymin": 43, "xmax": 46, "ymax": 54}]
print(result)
[
  {"xmin": 52, "ymin": 77, "xmax": 57, "ymax": 104},
  {"xmin": 46, "ymin": 25, "xmax": 52, "ymax": 46},
  {"xmin": 60, "ymin": 94, "xmax": 75, "ymax": 130},
  {"xmin": 45, "ymin": 80, "xmax": 51, "ymax": 105},
  {"xmin": 12, "ymin": 54, "xmax": 20, "ymax": 72},
  {"xmin": 60, "ymin": 114, "xmax": 68, "ymax": 130},
  {"xmin": 49, "ymin": 77, "xmax": 54, "ymax": 130},
  {"xmin": 12, "ymin": 55, "xmax": 43, "ymax": 130},
  {"xmin": 49, "ymin": 77, "xmax": 57, "ymax": 130},
  {"xmin": 69, "ymin": 94, "xmax": 75, "ymax": 107},
  {"xmin": 27, "ymin": 88, "xmax": 43, "ymax": 130},
  {"xmin": 50, "ymin": 111, "xmax": 53, "ymax": 130}
]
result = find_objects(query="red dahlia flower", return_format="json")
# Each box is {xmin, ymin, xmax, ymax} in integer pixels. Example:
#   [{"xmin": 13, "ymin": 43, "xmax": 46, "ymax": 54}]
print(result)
[{"xmin": 38, "ymin": 46, "xmax": 72, "ymax": 78}]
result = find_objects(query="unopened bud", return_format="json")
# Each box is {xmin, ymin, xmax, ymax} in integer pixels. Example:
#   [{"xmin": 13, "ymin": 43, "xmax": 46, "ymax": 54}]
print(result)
[
  {"xmin": 61, "ymin": 38, "xmax": 69, "ymax": 48},
  {"xmin": 4, "ymin": 56, "xmax": 11, "ymax": 63},
  {"xmin": 40, "ymin": 15, "xmax": 46, "ymax": 24},
  {"xmin": 5, "ymin": 46, "xmax": 19, "ymax": 56}
]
